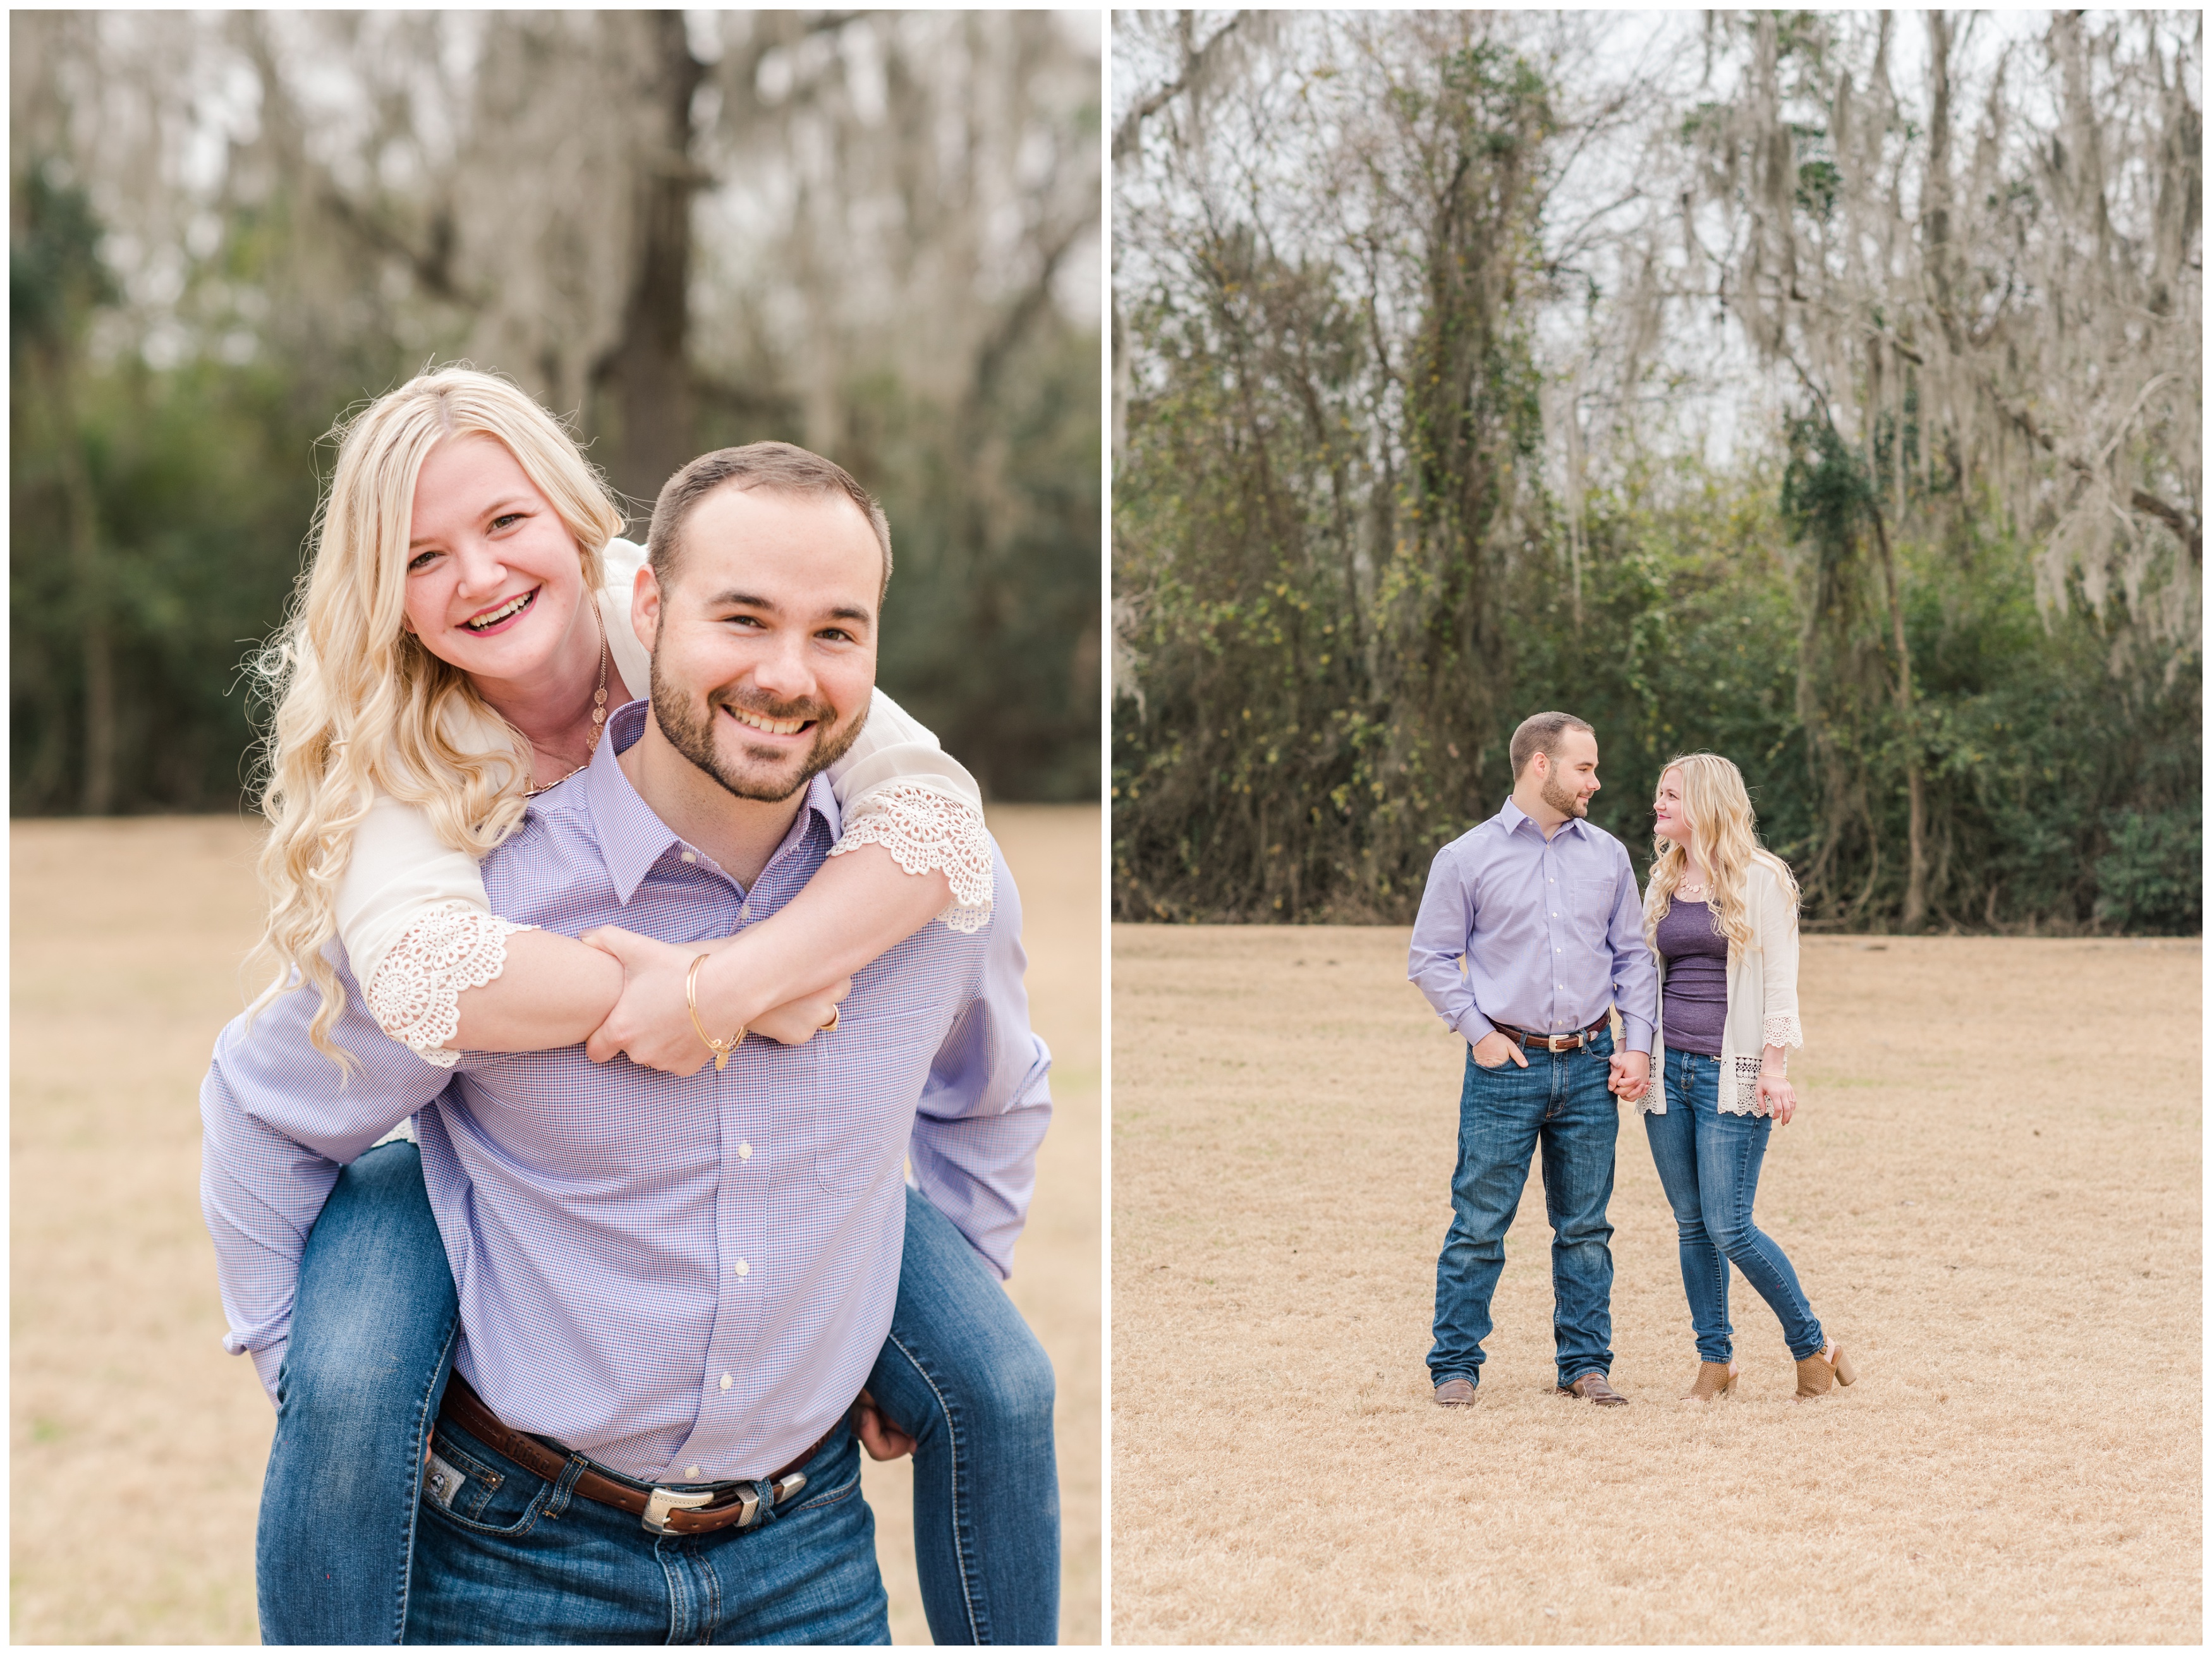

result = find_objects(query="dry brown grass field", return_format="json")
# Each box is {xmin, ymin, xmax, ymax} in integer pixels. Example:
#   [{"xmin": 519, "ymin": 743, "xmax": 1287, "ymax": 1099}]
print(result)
[
  {"xmin": 10, "ymin": 808, "xmax": 1098, "ymax": 1646},
  {"xmin": 1112, "ymin": 924, "xmax": 2201, "ymax": 1645}
]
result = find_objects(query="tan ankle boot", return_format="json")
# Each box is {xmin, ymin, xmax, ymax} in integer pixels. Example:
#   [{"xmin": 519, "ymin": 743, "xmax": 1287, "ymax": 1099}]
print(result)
[
  {"xmin": 1682, "ymin": 1361, "xmax": 1737, "ymax": 1400},
  {"xmin": 1793, "ymin": 1343, "xmax": 1858, "ymax": 1400}
]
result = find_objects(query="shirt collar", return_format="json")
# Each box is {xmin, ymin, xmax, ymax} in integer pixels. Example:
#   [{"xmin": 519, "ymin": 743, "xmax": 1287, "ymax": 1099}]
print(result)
[
  {"xmin": 578, "ymin": 698, "xmax": 841, "ymax": 904},
  {"xmin": 1496, "ymin": 796, "xmax": 1589, "ymax": 842}
]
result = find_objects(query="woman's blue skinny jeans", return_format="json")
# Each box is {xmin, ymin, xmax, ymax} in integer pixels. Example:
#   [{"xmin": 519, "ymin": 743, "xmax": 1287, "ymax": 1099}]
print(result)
[
  {"xmin": 255, "ymin": 1139, "xmax": 1059, "ymax": 1644},
  {"xmin": 1642, "ymin": 1047, "xmax": 1826, "ymax": 1363}
]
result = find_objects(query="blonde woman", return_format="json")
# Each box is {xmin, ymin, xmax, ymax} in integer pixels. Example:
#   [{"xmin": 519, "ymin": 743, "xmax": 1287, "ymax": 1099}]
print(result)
[
  {"xmin": 1639, "ymin": 753, "xmax": 1857, "ymax": 1403},
  {"xmin": 238, "ymin": 368, "xmax": 1055, "ymax": 1643}
]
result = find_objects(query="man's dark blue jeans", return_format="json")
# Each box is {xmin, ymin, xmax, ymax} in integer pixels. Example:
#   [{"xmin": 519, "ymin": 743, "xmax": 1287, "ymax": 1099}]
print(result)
[
  {"xmin": 1427, "ymin": 1028, "xmax": 1620, "ymax": 1391},
  {"xmin": 406, "ymin": 1412, "xmax": 887, "ymax": 1644}
]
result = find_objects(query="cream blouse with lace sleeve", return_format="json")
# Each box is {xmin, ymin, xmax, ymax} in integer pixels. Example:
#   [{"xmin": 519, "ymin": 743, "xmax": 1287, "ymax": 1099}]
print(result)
[{"xmin": 336, "ymin": 540, "xmax": 992, "ymax": 1066}]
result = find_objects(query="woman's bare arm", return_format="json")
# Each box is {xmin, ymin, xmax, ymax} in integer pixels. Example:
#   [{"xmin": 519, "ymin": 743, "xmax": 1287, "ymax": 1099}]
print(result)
[
  {"xmin": 698, "ymin": 843, "xmax": 952, "ymax": 1026},
  {"xmin": 346, "ymin": 813, "xmax": 945, "ymax": 1067},
  {"xmin": 446, "ymin": 846, "xmax": 945, "ymax": 1058},
  {"xmin": 581, "ymin": 843, "xmax": 952, "ymax": 1073},
  {"xmin": 447, "ymin": 928, "xmax": 626, "ymax": 1052}
]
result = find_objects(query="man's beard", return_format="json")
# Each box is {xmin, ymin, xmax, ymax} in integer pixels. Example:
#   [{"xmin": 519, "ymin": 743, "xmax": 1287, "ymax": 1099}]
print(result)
[
  {"xmin": 1540, "ymin": 767, "xmax": 1588, "ymax": 819},
  {"xmin": 651, "ymin": 655, "xmax": 867, "ymax": 804}
]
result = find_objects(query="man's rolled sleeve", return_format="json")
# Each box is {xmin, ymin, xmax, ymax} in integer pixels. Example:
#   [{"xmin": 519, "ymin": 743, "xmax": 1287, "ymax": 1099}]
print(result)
[
  {"xmin": 199, "ymin": 966, "xmax": 451, "ymax": 1400},
  {"xmin": 1605, "ymin": 852, "xmax": 1658, "ymax": 1053},
  {"xmin": 1408, "ymin": 844, "xmax": 1491, "ymax": 1043},
  {"xmin": 906, "ymin": 852, "xmax": 1053, "ymax": 1279}
]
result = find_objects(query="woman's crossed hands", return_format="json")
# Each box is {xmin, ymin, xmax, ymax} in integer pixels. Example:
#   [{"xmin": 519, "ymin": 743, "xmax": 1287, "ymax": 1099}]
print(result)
[{"xmin": 578, "ymin": 924, "xmax": 850, "ymax": 1075}]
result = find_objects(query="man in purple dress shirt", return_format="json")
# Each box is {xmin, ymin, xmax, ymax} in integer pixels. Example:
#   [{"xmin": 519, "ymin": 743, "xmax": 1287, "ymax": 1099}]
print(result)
[
  {"xmin": 1407, "ymin": 712, "xmax": 1657, "ymax": 1408},
  {"xmin": 202, "ymin": 447, "xmax": 1052, "ymax": 1640}
]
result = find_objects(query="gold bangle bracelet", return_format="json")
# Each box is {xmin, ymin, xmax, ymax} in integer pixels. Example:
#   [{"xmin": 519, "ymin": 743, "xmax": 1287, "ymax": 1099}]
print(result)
[{"xmin": 686, "ymin": 954, "xmax": 746, "ymax": 1072}]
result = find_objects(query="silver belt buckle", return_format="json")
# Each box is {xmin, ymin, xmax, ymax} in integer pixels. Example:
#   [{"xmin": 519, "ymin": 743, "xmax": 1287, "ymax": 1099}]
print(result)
[{"xmin": 642, "ymin": 1485, "xmax": 725, "ymax": 1534}]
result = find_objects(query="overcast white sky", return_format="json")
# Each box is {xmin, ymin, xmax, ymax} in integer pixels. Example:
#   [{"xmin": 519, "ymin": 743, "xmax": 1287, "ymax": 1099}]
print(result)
[{"xmin": 1109, "ymin": 9, "xmax": 2172, "ymax": 478}]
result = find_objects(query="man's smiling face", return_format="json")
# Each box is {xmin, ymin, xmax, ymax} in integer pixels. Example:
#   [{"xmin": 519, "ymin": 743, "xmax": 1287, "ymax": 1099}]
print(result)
[
  {"xmin": 639, "ymin": 483, "xmax": 881, "ymax": 803},
  {"xmin": 1538, "ymin": 727, "xmax": 1601, "ymax": 820}
]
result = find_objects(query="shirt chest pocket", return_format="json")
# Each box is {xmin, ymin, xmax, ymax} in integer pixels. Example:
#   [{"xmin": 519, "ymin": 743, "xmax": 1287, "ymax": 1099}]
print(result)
[
  {"xmin": 1569, "ymin": 878, "xmax": 1615, "ymax": 928},
  {"xmin": 810, "ymin": 1005, "xmax": 944, "ymax": 1195}
]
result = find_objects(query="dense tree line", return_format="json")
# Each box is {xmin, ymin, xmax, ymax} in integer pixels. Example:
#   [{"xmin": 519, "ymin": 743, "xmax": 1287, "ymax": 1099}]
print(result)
[
  {"xmin": 1112, "ymin": 10, "xmax": 2199, "ymax": 933},
  {"xmin": 11, "ymin": 11, "xmax": 1102, "ymax": 815}
]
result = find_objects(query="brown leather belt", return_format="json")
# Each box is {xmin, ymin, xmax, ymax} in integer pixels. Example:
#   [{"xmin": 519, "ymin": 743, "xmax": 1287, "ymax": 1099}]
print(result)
[
  {"xmin": 437, "ymin": 1369, "xmax": 836, "ymax": 1536},
  {"xmin": 1492, "ymin": 1016, "xmax": 1610, "ymax": 1053}
]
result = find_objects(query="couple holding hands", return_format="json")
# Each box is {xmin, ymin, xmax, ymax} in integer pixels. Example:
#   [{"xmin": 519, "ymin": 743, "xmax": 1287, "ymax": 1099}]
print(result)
[{"xmin": 1410, "ymin": 712, "xmax": 1859, "ymax": 1409}]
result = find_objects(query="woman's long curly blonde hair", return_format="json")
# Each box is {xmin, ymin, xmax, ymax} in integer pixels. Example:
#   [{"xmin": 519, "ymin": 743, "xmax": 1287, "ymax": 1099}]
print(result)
[
  {"xmin": 245, "ymin": 367, "xmax": 626, "ymax": 1059},
  {"xmin": 1643, "ymin": 752, "xmax": 1801, "ymax": 958}
]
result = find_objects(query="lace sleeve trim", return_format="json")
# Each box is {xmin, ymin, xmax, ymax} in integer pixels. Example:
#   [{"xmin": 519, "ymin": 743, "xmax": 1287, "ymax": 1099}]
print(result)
[
  {"xmin": 368, "ymin": 1118, "xmax": 418, "ymax": 1149},
  {"xmin": 829, "ymin": 784, "xmax": 994, "ymax": 935},
  {"xmin": 1763, "ymin": 1012, "xmax": 1804, "ymax": 1050},
  {"xmin": 363, "ymin": 902, "xmax": 535, "ymax": 1068},
  {"xmin": 1720, "ymin": 1053, "xmax": 1767, "ymax": 1117}
]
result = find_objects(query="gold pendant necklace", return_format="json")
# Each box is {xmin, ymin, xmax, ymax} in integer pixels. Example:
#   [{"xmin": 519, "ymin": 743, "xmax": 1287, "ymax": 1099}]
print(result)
[{"xmin": 524, "ymin": 600, "xmax": 611, "ymax": 798}]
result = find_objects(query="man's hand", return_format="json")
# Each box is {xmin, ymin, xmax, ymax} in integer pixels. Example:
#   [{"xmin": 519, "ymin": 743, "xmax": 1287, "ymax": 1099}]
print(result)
[
  {"xmin": 1757, "ymin": 1070, "xmax": 1797, "ymax": 1125},
  {"xmin": 1608, "ymin": 1049, "xmax": 1650, "ymax": 1101},
  {"xmin": 849, "ymin": 1389, "xmax": 916, "ymax": 1461},
  {"xmin": 1469, "ymin": 1030, "xmax": 1528, "ymax": 1070},
  {"xmin": 580, "ymin": 924, "xmax": 715, "ymax": 1075}
]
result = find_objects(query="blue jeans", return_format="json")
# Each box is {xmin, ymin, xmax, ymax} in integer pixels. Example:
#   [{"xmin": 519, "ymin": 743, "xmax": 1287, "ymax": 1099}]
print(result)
[
  {"xmin": 257, "ymin": 1141, "xmax": 1059, "ymax": 1644},
  {"xmin": 1428, "ymin": 1031, "xmax": 1619, "ymax": 1390},
  {"xmin": 1642, "ymin": 1047, "xmax": 1825, "ymax": 1362},
  {"xmin": 407, "ymin": 1413, "xmax": 887, "ymax": 1644}
]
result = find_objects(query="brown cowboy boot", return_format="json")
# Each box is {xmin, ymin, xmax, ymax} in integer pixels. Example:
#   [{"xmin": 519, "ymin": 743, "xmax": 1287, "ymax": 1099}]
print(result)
[
  {"xmin": 1555, "ymin": 1371, "xmax": 1628, "ymax": 1406},
  {"xmin": 1793, "ymin": 1343, "xmax": 1859, "ymax": 1401},
  {"xmin": 1682, "ymin": 1361, "xmax": 1738, "ymax": 1400}
]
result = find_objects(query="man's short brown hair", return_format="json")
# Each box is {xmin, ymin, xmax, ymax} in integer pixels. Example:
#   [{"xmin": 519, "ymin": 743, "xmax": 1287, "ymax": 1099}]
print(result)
[
  {"xmin": 1509, "ymin": 710, "xmax": 1596, "ymax": 778},
  {"xmin": 645, "ymin": 441, "xmax": 892, "ymax": 599}
]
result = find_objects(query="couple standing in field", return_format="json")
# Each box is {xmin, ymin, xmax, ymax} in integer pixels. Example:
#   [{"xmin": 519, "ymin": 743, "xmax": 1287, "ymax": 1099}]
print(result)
[
  {"xmin": 1410, "ymin": 711, "xmax": 1859, "ymax": 1408},
  {"xmin": 201, "ymin": 368, "xmax": 1062, "ymax": 1643}
]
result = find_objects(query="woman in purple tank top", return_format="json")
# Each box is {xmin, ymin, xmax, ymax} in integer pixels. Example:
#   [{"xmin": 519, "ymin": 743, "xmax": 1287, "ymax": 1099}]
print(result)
[{"xmin": 1634, "ymin": 754, "xmax": 1858, "ymax": 1404}]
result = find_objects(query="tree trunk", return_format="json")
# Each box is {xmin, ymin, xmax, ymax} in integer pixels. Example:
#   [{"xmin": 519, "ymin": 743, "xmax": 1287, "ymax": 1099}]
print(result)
[
  {"xmin": 595, "ymin": 12, "xmax": 705, "ymax": 527},
  {"xmin": 1110, "ymin": 293, "xmax": 1130, "ymax": 469},
  {"xmin": 1868, "ymin": 507, "xmax": 1926, "ymax": 928},
  {"xmin": 1921, "ymin": 11, "xmax": 1960, "ymax": 351},
  {"xmin": 40, "ymin": 349, "xmax": 115, "ymax": 813},
  {"xmin": 75, "ymin": 551, "xmax": 114, "ymax": 816}
]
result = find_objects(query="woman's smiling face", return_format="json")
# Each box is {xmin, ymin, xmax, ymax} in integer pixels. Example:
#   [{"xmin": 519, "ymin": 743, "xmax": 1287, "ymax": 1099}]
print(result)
[
  {"xmin": 401, "ymin": 433, "xmax": 590, "ymax": 688},
  {"xmin": 1653, "ymin": 767, "xmax": 1692, "ymax": 846}
]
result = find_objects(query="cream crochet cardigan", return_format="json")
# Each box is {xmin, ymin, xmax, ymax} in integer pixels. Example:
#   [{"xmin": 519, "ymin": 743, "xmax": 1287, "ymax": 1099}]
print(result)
[{"xmin": 1640, "ymin": 855, "xmax": 1805, "ymax": 1118}]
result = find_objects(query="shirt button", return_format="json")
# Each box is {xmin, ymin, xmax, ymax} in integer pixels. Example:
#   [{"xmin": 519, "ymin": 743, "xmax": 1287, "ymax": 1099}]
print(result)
[
  {"xmin": 738, "ymin": 1142, "xmax": 752, "ymax": 1160},
  {"xmin": 686, "ymin": 1465, "xmax": 701, "ymax": 1480},
  {"xmin": 681, "ymin": 850, "xmax": 697, "ymax": 864},
  {"xmin": 738, "ymin": 902, "xmax": 751, "ymax": 923},
  {"xmin": 720, "ymin": 1373, "xmax": 732, "ymax": 1391},
  {"xmin": 733, "ymin": 1259, "xmax": 750, "ymax": 1278}
]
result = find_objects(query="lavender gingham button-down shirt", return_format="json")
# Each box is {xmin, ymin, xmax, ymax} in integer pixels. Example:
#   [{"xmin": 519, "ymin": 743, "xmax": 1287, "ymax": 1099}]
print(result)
[
  {"xmin": 1407, "ymin": 798, "xmax": 1657, "ymax": 1054},
  {"xmin": 201, "ymin": 699, "xmax": 1052, "ymax": 1484}
]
